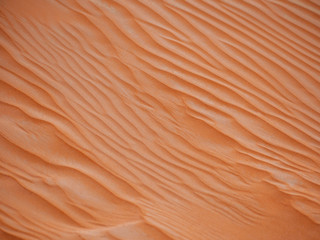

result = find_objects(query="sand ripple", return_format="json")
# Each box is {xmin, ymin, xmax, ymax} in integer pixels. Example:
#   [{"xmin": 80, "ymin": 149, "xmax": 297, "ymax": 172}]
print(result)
[{"xmin": 1, "ymin": 0, "xmax": 320, "ymax": 239}]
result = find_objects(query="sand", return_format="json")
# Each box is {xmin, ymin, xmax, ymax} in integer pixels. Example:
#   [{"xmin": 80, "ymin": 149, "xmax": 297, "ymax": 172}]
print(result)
[{"xmin": 0, "ymin": 0, "xmax": 320, "ymax": 239}]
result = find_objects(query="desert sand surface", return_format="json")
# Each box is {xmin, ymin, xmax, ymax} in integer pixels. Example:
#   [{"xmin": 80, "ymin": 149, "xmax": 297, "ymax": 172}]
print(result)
[{"xmin": 0, "ymin": 0, "xmax": 320, "ymax": 239}]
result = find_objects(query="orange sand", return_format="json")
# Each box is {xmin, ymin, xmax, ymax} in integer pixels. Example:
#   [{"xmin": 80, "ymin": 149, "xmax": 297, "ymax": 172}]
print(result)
[{"xmin": 1, "ymin": 0, "xmax": 320, "ymax": 239}]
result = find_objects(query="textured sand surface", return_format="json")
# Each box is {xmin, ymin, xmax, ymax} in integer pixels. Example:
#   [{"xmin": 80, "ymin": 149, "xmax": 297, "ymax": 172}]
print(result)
[{"xmin": 1, "ymin": 0, "xmax": 320, "ymax": 239}]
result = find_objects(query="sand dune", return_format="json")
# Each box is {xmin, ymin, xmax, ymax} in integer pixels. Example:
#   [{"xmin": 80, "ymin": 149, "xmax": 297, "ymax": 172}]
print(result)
[{"xmin": 1, "ymin": 0, "xmax": 320, "ymax": 239}]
